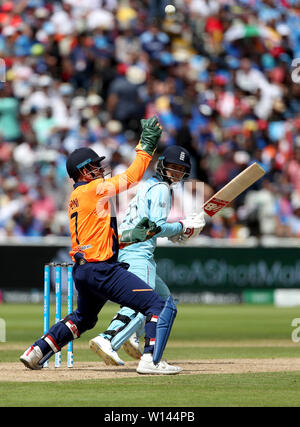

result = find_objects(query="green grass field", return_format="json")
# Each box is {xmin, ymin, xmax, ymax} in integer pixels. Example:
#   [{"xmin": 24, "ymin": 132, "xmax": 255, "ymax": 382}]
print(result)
[{"xmin": 1, "ymin": 302, "xmax": 300, "ymax": 407}]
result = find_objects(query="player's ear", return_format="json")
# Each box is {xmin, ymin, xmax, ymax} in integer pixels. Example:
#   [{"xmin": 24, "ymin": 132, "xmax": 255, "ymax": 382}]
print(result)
[
  {"xmin": 84, "ymin": 167, "xmax": 92, "ymax": 176},
  {"xmin": 78, "ymin": 167, "xmax": 88, "ymax": 180}
]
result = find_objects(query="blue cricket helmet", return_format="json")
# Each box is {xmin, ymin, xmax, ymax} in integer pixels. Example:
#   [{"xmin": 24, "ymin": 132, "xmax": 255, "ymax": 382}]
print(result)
[
  {"xmin": 156, "ymin": 145, "xmax": 191, "ymax": 182},
  {"xmin": 66, "ymin": 147, "xmax": 105, "ymax": 181}
]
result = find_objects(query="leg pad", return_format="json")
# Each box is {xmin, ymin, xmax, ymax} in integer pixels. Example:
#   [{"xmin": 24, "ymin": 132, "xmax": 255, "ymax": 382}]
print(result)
[
  {"xmin": 111, "ymin": 312, "xmax": 145, "ymax": 351},
  {"xmin": 153, "ymin": 295, "xmax": 177, "ymax": 364}
]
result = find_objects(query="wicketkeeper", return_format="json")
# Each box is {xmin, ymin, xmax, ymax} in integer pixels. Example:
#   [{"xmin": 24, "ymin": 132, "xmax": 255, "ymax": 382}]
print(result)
[{"xmin": 20, "ymin": 116, "xmax": 182, "ymax": 375}]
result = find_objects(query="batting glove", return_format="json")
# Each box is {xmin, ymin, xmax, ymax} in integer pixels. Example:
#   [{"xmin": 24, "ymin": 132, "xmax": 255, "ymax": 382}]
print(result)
[{"xmin": 178, "ymin": 212, "xmax": 206, "ymax": 241}]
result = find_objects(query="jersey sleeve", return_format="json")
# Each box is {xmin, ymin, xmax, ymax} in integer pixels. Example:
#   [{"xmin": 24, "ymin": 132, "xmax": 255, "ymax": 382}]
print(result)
[
  {"xmin": 146, "ymin": 184, "xmax": 182, "ymax": 238},
  {"xmin": 95, "ymin": 150, "xmax": 152, "ymax": 198}
]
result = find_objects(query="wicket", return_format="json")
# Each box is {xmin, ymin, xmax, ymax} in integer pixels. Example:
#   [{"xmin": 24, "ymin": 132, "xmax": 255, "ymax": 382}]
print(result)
[{"xmin": 43, "ymin": 262, "xmax": 74, "ymax": 368}]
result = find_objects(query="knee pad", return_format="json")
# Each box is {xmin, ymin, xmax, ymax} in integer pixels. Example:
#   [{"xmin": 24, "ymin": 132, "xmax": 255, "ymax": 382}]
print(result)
[
  {"xmin": 41, "ymin": 314, "xmax": 81, "ymax": 354},
  {"xmin": 62, "ymin": 314, "xmax": 80, "ymax": 340},
  {"xmin": 152, "ymin": 295, "xmax": 177, "ymax": 364}
]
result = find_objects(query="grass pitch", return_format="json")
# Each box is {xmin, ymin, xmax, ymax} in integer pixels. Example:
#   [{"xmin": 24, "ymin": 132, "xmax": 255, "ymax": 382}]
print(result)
[{"xmin": 1, "ymin": 302, "xmax": 300, "ymax": 407}]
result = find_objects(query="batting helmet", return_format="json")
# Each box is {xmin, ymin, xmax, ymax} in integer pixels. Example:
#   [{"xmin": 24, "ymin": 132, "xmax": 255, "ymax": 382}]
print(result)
[{"xmin": 156, "ymin": 146, "xmax": 191, "ymax": 183}]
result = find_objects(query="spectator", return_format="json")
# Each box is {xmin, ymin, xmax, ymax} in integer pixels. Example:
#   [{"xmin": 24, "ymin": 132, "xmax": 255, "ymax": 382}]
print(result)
[
  {"xmin": 106, "ymin": 65, "xmax": 146, "ymax": 133},
  {"xmin": 0, "ymin": 0, "xmax": 300, "ymax": 240},
  {"xmin": 140, "ymin": 21, "xmax": 170, "ymax": 59},
  {"xmin": 0, "ymin": 82, "xmax": 21, "ymax": 141}
]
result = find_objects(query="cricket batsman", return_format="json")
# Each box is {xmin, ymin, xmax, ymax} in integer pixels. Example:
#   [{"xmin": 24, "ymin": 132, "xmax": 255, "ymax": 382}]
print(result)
[
  {"xmin": 20, "ymin": 116, "xmax": 184, "ymax": 375},
  {"xmin": 90, "ymin": 145, "xmax": 206, "ymax": 365}
]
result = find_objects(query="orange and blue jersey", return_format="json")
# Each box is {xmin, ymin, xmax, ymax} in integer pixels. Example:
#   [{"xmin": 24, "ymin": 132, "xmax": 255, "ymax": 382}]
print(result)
[{"xmin": 68, "ymin": 150, "xmax": 152, "ymax": 262}]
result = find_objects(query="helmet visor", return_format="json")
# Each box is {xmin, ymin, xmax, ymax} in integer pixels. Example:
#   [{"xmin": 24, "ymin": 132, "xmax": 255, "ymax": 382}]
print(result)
[{"xmin": 159, "ymin": 160, "xmax": 190, "ymax": 183}]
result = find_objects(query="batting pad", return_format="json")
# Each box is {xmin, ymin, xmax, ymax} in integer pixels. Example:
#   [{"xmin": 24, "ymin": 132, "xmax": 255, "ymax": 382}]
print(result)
[
  {"xmin": 111, "ymin": 312, "xmax": 145, "ymax": 351},
  {"xmin": 153, "ymin": 295, "xmax": 177, "ymax": 364}
]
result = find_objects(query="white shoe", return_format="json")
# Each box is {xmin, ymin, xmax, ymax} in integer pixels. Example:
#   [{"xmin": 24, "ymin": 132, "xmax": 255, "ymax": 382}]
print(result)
[
  {"xmin": 122, "ymin": 332, "xmax": 142, "ymax": 360},
  {"xmin": 89, "ymin": 336, "xmax": 124, "ymax": 366},
  {"xmin": 20, "ymin": 345, "xmax": 43, "ymax": 370},
  {"xmin": 136, "ymin": 353, "xmax": 181, "ymax": 375}
]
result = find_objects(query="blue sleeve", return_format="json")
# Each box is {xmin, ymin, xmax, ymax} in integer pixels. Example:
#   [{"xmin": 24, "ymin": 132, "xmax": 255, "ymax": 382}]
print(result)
[{"xmin": 146, "ymin": 184, "xmax": 182, "ymax": 238}]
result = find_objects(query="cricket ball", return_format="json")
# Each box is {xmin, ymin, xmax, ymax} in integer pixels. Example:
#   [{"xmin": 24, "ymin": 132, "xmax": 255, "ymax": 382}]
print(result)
[{"xmin": 165, "ymin": 4, "xmax": 176, "ymax": 15}]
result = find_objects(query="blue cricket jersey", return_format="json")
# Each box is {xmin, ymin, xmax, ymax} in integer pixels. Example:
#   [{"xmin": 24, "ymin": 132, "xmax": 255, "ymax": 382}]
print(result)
[{"xmin": 119, "ymin": 176, "xmax": 182, "ymax": 260}]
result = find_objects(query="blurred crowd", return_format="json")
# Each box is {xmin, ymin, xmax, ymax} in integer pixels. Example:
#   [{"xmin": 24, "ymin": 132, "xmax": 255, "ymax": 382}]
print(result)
[{"xmin": 1, "ymin": 0, "xmax": 300, "ymax": 240}]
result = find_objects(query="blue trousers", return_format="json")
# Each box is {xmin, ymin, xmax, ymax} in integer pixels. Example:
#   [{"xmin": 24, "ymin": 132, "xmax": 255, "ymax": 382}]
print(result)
[
  {"xmin": 35, "ymin": 259, "xmax": 165, "ymax": 358},
  {"xmin": 102, "ymin": 256, "xmax": 170, "ymax": 342}
]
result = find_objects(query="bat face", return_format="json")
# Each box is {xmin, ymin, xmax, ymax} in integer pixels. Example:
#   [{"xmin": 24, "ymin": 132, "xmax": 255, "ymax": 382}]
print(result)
[
  {"xmin": 202, "ymin": 162, "xmax": 266, "ymax": 218},
  {"xmin": 203, "ymin": 197, "xmax": 229, "ymax": 217}
]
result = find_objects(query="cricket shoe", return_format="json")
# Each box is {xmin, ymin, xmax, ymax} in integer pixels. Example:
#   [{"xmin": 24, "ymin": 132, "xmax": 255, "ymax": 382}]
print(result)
[
  {"xmin": 122, "ymin": 332, "xmax": 142, "ymax": 360},
  {"xmin": 89, "ymin": 336, "xmax": 125, "ymax": 366},
  {"xmin": 20, "ymin": 345, "xmax": 43, "ymax": 370},
  {"xmin": 136, "ymin": 353, "xmax": 181, "ymax": 375}
]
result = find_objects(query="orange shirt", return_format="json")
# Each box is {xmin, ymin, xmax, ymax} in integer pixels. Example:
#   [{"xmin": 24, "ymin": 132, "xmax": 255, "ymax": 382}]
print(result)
[{"xmin": 68, "ymin": 150, "xmax": 152, "ymax": 262}]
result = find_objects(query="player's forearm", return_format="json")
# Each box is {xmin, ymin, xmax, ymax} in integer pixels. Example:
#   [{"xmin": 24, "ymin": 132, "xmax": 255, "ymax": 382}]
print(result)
[
  {"xmin": 97, "ymin": 116, "xmax": 162, "ymax": 197},
  {"xmin": 124, "ymin": 150, "xmax": 152, "ymax": 187},
  {"xmin": 155, "ymin": 222, "xmax": 182, "ymax": 238},
  {"xmin": 99, "ymin": 150, "xmax": 152, "ymax": 196},
  {"xmin": 124, "ymin": 115, "xmax": 162, "ymax": 187}
]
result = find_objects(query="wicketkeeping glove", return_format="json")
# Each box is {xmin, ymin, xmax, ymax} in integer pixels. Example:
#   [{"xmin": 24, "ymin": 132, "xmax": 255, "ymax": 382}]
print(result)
[
  {"xmin": 120, "ymin": 217, "xmax": 162, "ymax": 243},
  {"xmin": 135, "ymin": 116, "xmax": 162, "ymax": 157}
]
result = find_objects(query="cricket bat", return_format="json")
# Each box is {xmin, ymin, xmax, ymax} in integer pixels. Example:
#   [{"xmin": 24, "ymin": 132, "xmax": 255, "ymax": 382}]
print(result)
[{"xmin": 203, "ymin": 162, "xmax": 266, "ymax": 217}]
